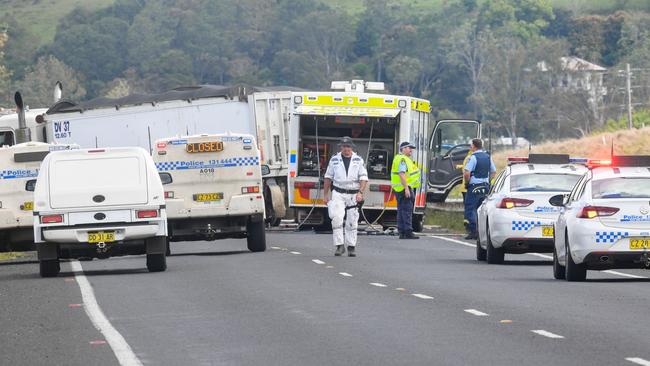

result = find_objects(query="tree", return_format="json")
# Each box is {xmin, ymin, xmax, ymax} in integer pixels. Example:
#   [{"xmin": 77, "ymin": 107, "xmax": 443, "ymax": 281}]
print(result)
[
  {"xmin": 0, "ymin": 31, "xmax": 11, "ymax": 106},
  {"xmin": 15, "ymin": 55, "xmax": 86, "ymax": 107}
]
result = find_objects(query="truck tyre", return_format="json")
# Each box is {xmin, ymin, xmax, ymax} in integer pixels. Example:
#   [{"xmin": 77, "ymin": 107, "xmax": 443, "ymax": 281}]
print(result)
[
  {"xmin": 247, "ymin": 219, "xmax": 266, "ymax": 252},
  {"xmin": 486, "ymin": 224, "xmax": 504, "ymax": 264},
  {"xmin": 412, "ymin": 215, "xmax": 424, "ymax": 233},
  {"xmin": 565, "ymin": 238, "xmax": 586, "ymax": 282},
  {"xmin": 39, "ymin": 259, "xmax": 60, "ymax": 277},
  {"xmin": 553, "ymin": 248, "xmax": 565, "ymax": 280}
]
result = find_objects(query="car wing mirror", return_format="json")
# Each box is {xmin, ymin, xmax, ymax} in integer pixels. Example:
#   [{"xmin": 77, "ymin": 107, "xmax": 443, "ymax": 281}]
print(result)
[
  {"xmin": 159, "ymin": 172, "xmax": 173, "ymax": 185},
  {"xmin": 25, "ymin": 179, "xmax": 37, "ymax": 192},
  {"xmin": 549, "ymin": 194, "xmax": 567, "ymax": 207},
  {"xmin": 261, "ymin": 164, "xmax": 271, "ymax": 176}
]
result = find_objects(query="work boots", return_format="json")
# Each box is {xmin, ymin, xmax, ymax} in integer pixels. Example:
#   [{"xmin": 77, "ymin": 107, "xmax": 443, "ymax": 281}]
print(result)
[
  {"xmin": 347, "ymin": 246, "xmax": 356, "ymax": 257},
  {"xmin": 401, "ymin": 231, "xmax": 420, "ymax": 240},
  {"xmin": 335, "ymin": 245, "xmax": 345, "ymax": 256}
]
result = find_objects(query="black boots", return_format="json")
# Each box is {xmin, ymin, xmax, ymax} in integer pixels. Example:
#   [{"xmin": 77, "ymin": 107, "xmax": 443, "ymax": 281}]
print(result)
[{"xmin": 400, "ymin": 231, "xmax": 420, "ymax": 240}]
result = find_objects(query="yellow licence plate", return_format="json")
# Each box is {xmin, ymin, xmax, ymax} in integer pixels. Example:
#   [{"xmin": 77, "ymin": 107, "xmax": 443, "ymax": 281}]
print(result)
[
  {"xmin": 542, "ymin": 226, "xmax": 554, "ymax": 237},
  {"xmin": 88, "ymin": 231, "xmax": 115, "ymax": 243},
  {"xmin": 630, "ymin": 238, "xmax": 650, "ymax": 249},
  {"xmin": 22, "ymin": 201, "xmax": 33, "ymax": 211},
  {"xmin": 193, "ymin": 193, "xmax": 223, "ymax": 202}
]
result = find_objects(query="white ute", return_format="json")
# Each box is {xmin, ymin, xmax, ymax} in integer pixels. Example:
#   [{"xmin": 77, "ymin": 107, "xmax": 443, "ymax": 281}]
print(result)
[
  {"xmin": 0, "ymin": 142, "xmax": 77, "ymax": 251},
  {"xmin": 33, "ymin": 147, "xmax": 168, "ymax": 277},
  {"xmin": 154, "ymin": 134, "xmax": 266, "ymax": 252}
]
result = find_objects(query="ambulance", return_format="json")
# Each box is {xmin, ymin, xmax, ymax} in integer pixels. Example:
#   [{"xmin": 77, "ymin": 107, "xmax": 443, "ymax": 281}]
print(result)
[
  {"xmin": 0, "ymin": 142, "xmax": 77, "ymax": 252},
  {"xmin": 154, "ymin": 133, "xmax": 267, "ymax": 252}
]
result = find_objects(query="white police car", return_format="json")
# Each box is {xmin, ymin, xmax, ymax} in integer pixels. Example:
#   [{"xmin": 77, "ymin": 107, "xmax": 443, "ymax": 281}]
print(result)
[
  {"xmin": 551, "ymin": 156, "xmax": 650, "ymax": 281},
  {"xmin": 476, "ymin": 154, "xmax": 587, "ymax": 264}
]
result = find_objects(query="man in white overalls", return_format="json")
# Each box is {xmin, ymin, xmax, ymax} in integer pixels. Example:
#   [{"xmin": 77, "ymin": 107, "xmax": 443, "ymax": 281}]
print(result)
[{"xmin": 323, "ymin": 137, "xmax": 368, "ymax": 257}]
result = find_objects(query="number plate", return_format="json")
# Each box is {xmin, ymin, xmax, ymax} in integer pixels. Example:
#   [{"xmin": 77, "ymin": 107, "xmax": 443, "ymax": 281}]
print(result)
[
  {"xmin": 630, "ymin": 238, "xmax": 650, "ymax": 249},
  {"xmin": 193, "ymin": 192, "xmax": 224, "ymax": 202},
  {"xmin": 22, "ymin": 201, "xmax": 33, "ymax": 211},
  {"xmin": 88, "ymin": 231, "xmax": 115, "ymax": 243},
  {"xmin": 542, "ymin": 226, "xmax": 554, "ymax": 237}
]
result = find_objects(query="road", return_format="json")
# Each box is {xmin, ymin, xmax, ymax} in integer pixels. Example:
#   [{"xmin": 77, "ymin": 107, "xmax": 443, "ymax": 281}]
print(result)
[{"xmin": 2, "ymin": 232, "xmax": 650, "ymax": 366}]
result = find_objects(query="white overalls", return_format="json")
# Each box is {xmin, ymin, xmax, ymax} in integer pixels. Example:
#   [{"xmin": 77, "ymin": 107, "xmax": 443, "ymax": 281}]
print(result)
[{"xmin": 324, "ymin": 152, "xmax": 369, "ymax": 247}]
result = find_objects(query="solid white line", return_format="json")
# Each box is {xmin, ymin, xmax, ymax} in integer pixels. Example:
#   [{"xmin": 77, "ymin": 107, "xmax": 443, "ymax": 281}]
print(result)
[
  {"xmin": 531, "ymin": 330, "xmax": 564, "ymax": 339},
  {"xmin": 290, "ymin": 251, "xmax": 301, "ymax": 255},
  {"xmin": 271, "ymin": 246, "xmax": 281, "ymax": 250},
  {"xmin": 431, "ymin": 236, "xmax": 476, "ymax": 248},
  {"xmin": 339, "ymin": 272, "xmax": 353, "ymax": 277},
  {"xmin": 369, "ymin": 283, "xmax": 387, "ymax": 287},
  {"xmin": 70, "ymin": 261, "xmax": 142, "ymax": 366},
  {"xmin": 626, "ymin": 357, "xmax": 650, "ymax": 366},
  {"xmin": 604, "ymin": 270, "xmax": 647, "ymax": 279},
  {"xmin": 464, "ymin": 309, "xmax": 489, "ymax": 316},
  {"xmin": 412, "ymin": 293, "xmax": 434, "ymax": 300},
  {"xmin": 312, "ymin": 259, "xmax": 325, "ymax": 265}
]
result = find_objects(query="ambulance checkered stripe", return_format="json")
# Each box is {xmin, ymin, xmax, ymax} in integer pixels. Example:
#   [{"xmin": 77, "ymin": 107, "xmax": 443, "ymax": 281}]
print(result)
[
  {"xmin": 511, "ymin": 220, "xmax": 542, "ymax": 231},
  {"xmin": 595, "ymin": 231, "xmax": 629, "ymax": 243},
  {"xmin": 155, "ymin": 157, "xmax": 260, "ymax": 171}
]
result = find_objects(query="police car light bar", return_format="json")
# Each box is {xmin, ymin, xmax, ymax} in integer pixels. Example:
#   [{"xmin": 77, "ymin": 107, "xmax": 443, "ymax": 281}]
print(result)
[
  {"xmin": 587, "ymin": 159, "xmax": 612, "ymax": 169},
  {"xmin": 507, "ymin": 157, "xmax": 529, "ymax": 165}
]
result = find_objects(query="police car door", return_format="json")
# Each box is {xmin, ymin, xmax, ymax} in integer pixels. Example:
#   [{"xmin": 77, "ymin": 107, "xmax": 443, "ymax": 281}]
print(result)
[{"xmin": 427, "ymin": 119, "xmax": 480, "ymax": 202}]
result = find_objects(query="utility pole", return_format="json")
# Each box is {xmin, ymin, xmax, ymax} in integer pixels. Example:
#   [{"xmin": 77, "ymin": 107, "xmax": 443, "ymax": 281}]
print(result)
[{"xmin": 626, "ymin": 63, "xmax": 633, "ymax": 129}]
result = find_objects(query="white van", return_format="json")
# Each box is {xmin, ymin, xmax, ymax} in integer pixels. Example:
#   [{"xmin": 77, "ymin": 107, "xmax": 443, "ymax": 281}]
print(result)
[
  {"xmin": 33, "ymin": 147, "xmax": 168, "ymax": 277},
  {"xmin": 154, "ymin": 133, "xmax": 266, "ymax": 252},
  {"xmin": 0, "ymin": 142, "xmax": 77, "ymax": 251}
]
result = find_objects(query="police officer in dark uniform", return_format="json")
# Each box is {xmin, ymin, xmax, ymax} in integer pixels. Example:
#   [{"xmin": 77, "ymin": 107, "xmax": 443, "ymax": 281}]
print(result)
[{"xmin": 463, "ymin": 138, "xmax": 496, "ymax": 240}]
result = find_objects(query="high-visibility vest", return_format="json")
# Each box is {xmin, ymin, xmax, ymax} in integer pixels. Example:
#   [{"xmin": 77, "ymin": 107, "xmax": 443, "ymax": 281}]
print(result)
[{"xmin": 391, "ymin": 154, "xmax": 421, "ymax": 192}]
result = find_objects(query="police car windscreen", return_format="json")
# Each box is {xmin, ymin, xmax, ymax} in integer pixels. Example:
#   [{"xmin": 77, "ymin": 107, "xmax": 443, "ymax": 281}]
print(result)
[
  {"xmin": 592, "ymin": 178, "xmax": 650, "ymax": 199},
  {"xmin": 510, "ymin": 173, "xmax": 581, "ymax": 192}
]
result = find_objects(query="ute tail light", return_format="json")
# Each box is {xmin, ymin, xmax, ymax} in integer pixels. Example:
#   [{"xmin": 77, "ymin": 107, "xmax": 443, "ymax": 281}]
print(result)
[
  {"xmin": 498, "ymin": 198, "xmax": 534, "ymax": 209},
  {"xmin": 164, "ymin": 191, "xmax": 174, "ymax": 199},
  {"xmin": 136, "ymin": 210, "xmax": 158, "ymax": 219},
  {"xmin": 369, "ymin": 184, "xmax": 392, "ymax": 192},
  {"xmin": 577, "ymin": 206, "xmax": 619, "ymax": 219},
  {"xmin": 294, "ymin": 181, "xmax": 317, "ymax": 189},
  {"xmin": 41, "ymin": 214, "xmax": 63, "ymax": 224},
  {"xmin": 242, "ymin": 186, "xmax": 260, "ymax": 194}
]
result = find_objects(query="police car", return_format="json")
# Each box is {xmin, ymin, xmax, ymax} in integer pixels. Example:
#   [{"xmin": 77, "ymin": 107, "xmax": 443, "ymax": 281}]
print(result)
[
  {"xmin": 154, "ymin": 133, "xmax": 267, "ymax": 252},
  {"xmin": 551, "ymin": 155, "xmax": 650, "ymax": 281},
  {"xmin": 476, "ymin": 154, "xmax": 587, "ymax": 264}
]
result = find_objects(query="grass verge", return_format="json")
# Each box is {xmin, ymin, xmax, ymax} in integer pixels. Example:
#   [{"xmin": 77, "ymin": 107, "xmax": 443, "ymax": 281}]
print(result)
[
  {"xmin": 425, "ymin": 208, "xmax": 465, "ymax": 234},
  {"xmin": 0, "ymin": 252, "xmax": 27, "ymax": 261}
]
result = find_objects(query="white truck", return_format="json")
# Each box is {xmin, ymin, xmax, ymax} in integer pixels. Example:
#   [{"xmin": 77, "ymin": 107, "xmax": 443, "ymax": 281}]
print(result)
[
  {"xmin": 33, "ymin": 147, "xmax": 168, "ymax": 277},
  {"xmin": 0, "ymin": 142, "xmax": 77, "ymax": 251},
  {"xmin": 154, "ymin": 133, "xmax": 266, "ymax": 252}
]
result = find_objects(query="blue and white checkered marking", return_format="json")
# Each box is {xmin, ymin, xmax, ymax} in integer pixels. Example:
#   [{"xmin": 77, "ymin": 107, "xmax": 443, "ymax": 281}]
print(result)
[
  {"xmin": 512, "ymin": 220, "xmax": 542, "ymax": 231},
  {"xmin": 595, "ymin": 231, "xmax": 629, "ymax": 243},
  {"xmin": 0, "ymin": 169, "xmax": 39, "ymax": 180},
  {"xmin": 156, "ymin": 157, "xmax": 260, "ymax": 171}
]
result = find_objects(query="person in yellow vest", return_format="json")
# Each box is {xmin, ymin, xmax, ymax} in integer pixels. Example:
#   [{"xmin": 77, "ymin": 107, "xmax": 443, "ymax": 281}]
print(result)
[
  {"xmin": 391, "ymin": 141, "xmax": 421, "ymax": 239},
  {"xmin": 458, "ymin": 150, "xmax": 473, "ymax": 233}
]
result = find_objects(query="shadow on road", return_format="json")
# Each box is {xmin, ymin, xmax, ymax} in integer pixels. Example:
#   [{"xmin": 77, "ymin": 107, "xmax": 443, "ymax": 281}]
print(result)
[
  {"xmin": 0, "ymin": 260, "xmax": 39, "ymax": 266},
  {"xmin": 501, "ymin": 260, "xmax": 551, "ymax": 266},
  {"xmin": 62, "ymin": 268, "xmax": 150, "ymax": 277},
  {"xmin": 170, "ymin": 250, "xmax": 250, "ymax": 257}
]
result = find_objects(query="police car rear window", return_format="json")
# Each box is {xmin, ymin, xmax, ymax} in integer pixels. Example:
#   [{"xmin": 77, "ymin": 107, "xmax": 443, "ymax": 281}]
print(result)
[
  {"xmin": 592, "ymin": 177, "xmax": 650, "ymax": 199},
  {"xmin": 510, "ymin": 173, "xmax": 581, "ymax": 192}
]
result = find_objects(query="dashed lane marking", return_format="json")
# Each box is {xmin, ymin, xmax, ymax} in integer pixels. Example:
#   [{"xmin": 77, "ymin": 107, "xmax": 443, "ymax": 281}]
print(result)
[
  {"xmin": 326, "ymin": 266, "xmax": 334, "ymax": 269},
  {"xmin": 531, "ymin": 330, "xmax": 564, "ymax": 339},
  {"xmin": 290, "ymin": 251, "xmax": 301, "ymax": 255},
  {"xmin": 412, "ymin": 293, "xmax": 434, "ymax": 300},
  {"xmin": 339, "ymin": 272, "xmax": 353, "ymax": 277},
  {"xmin": 500, "ymin": 320, "xmax": 513, "ymax": 324},
  {"xmin": 395, "ymin": 288, "xmax": 406, "ymax": 291},
  {"xmin": 369, "ymin": 283, "xmax": 387, "ymax": 287},
  {"xmin": 626, "ymin": 357, "xmax": 650, "ymax": 366},
  {"xmin": 271, "ymin": 246, "xmax": 281, "ymax": 250},
  {"xmin": 464, "ymin": 309, "xmax": 489, "ymax": 316},
  {"xmin": 312, "ymin": 259, "xmax": 325, "ymax": 265},
  {"xmin": 71, "ymin": 261, "xmax": 143, "ymax": 366},
  {"xmin": 604, "ymin": 270, "xmax": 647, "ymax": 279}
]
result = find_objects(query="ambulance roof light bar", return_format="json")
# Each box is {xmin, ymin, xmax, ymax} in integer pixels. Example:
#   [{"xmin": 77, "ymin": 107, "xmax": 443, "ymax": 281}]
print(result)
[{"xmin": 330, "ymin": 80, "xmax": 385, "ymax": 93}]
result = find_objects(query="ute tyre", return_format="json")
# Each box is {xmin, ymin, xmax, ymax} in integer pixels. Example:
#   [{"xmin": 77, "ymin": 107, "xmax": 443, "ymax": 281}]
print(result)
[
  {"xmin": 165, "ymin": 237, "xmax": 171, "ymax": 257},
  {"xmin": 486, "ymin": 225, "xmax": 504, "ymax": 264},
  {"xmin": 39, "ymin": 259, "xmax": 60, "ymax": 278},
  {"xmin": 412, "ymin": 215, "xmax": 424, "ymax": 233},
  {"xmin": 476, "ymin": 235, "xmax": 487, "ymax": 261},
  {"xmin": 565, "ymin": 240, "xmax": 586, "ymax": 282},
  {"xmin": 553, "ymin": 248, "xmax": 566, "ymax": 280},
  {"xmin": 247, "ymin": 220, "xmax": 266, "ymax": 252},
  {"xmin": 146, "ymin": 254, "xmax": 167, "ymax": 272}
]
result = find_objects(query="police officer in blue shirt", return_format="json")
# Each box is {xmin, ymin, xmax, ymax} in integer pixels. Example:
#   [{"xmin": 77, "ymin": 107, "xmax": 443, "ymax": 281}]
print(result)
[{"xmin": 463, "ymin": 138, "xmax": 496, "ymax": 240}]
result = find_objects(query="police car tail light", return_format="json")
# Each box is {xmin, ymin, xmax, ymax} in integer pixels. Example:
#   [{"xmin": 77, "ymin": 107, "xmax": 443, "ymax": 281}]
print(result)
[
  {"xmin": 41, "ymin": 214, "xmax": 63, "ymax": 224},
  {"xmin": 164, "ymin": 191, "xmax": 174, "ymax": 199},
  {"xmin": 578, "ymin": 206, "xmax": 619, "ymax": 219},
  {"xmin": 498, "ymin": 198, "xmax": 533, "ymax": 209},
  {"xmin": 136, "ymin": 210, "xmax": 159, "ymax": 219},
  {"xmin": 242, "ymin": 186, "xmax": 260, "ymax": 194},
  {"xmin": 294, "ymin": 181, "xmax": 317, "ymax": 189},
  {"xmin": 369, "ymin": 184, "xmax": 392, "ymax": 192}
]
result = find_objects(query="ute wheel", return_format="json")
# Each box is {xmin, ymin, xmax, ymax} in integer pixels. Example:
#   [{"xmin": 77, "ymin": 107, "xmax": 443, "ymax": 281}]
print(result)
[
  {"xmin": 486, "ymin": 223, "xmax": 504, "ymax": 264},
  {"xmin": 39, "ymin": 259, "xmax": 60, "ymax": 278},
  {"xmin": 247, "ymin": 219, "xmax": 266, "ymax": 252},
  {"xmin": 146, "ymin": 254, "xmax": 167, "ymax": 272},
  {"xmin": 412, "ymin": 215, "xmax": 424, "ymax": 233},
  {"xmin": 165, "ymin": 237, "xmax": 171, "ymax": 257},
  {"xmin": 476, "ymin": 234, "xmax": 487, "ymax": 261},
  {"xmin": 565, "ymin": 236, "xmax": 586, "ymax": 282},
  {"xmin": 553, "ymin": 247, "xmax": 566, "ymax": 280}
]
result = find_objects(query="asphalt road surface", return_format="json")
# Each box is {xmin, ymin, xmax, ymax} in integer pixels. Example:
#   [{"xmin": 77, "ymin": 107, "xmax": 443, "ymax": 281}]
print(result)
[{"xmin": 2, "ymin": 232, "xmax": 650, "ymax": 366}]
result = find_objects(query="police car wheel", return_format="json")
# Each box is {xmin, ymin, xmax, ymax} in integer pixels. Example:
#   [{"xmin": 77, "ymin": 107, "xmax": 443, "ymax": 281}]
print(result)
[
  {"xmin": 476, "ymin": 235, "xmax": 487, "ymax": 261},
  {"xmin": 486, "ymin": 223, "xmax": 504, "ymax": 264},
  {"xmin": 553, "ymin": 248, "xmax": 565, "ymax": 280},
  {"xmin": 247, "ymin": 220, "xmax": 266, "ymax": 252},
  {"xmin": 39, "ymin": 259, "xmax": 60, "ymax": 278},
  {"xmin": 565, "ymin": 238, "xmax": 586, "ymax": 282},
  {"xmin": 147, "ymin": 253, "xmax": 167, "ymax": 272}
]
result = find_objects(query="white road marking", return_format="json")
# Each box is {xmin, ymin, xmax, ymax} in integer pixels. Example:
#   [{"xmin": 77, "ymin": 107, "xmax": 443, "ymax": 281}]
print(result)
[
  {"xmin": 626, "ymin": 357, "xmax": 650, "ymax": 366},
  {"xmin": 369, "ymin": 283, "xmax": 387, "ymax": 287},
  {"xmin": 431, "ymin": 236, "xmax": 476, "ymax": 248},
  {"xmin": 464, "ymin": 309, "xmax": 489, "ymax": 316},
  {"xmin": 312, "ymin": 259, "xmax": 325, "ymax": 265},
  {"xmin": 271, "ymin": 246, "xmax": 281, "ymax": 250},
  {"xmin": 531, "ymin": 330, "xmax": 564, "ymax": 339},
  {"xmin": 604, "ymin": 270, "xmax": 647, "ymax": 279},
  {"xmin": 339, "ymin": 272, "xmax": 353, "ymax": 277},
  {"xmin": 290, "ymin": 251, "xmax": 301, "ymax": 255},
  {"xmin": 412, "ymin": 293, "xmax": 434, "ymax": 300},
  {"xmin": 70, "ymin": 261, "xmax": 143, "ymax": 366}
]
